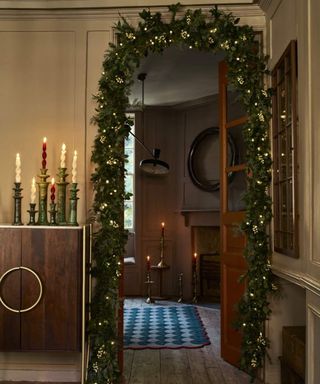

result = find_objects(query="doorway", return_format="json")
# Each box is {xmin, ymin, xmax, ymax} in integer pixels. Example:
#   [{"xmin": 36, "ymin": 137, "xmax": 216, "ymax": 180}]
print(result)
[{"xmin": 123, "ymin": 46, "xmax": 249, "ymax": 381}]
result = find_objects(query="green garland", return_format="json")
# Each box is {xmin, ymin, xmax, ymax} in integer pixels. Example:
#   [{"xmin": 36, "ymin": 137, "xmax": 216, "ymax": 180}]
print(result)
[{"xmin": 88, "ymin": 3, "xmax": 275, "ymax": 383}]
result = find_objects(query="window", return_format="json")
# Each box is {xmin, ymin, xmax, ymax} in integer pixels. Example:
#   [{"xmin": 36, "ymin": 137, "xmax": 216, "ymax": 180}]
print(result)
[
  {"xmin": 272, "ymin": 40, "xmax": 298, "ymax": 257},
  {"xmin": 124, "ymin": 114, "xmax": 135, "ymax": 231}
]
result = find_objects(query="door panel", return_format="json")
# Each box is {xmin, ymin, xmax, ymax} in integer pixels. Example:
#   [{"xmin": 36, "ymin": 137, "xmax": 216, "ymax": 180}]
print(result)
[
  {"xmin": 21, "ymin": 228, "xmax": 82, "ymax": 351},
  {"xmin": 0, "ymin": 229, "xmax": 21, "ymax": 351},
  {"xmin": 220, "ymin": 60, "xmax": 247, "ymax": 367}
]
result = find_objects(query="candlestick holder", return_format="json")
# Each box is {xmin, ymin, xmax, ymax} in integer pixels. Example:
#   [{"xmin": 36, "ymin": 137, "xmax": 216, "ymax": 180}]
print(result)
[
  {"xmin": 56, "ymin": 167, "xmax": 69, "ymax": 225},
  {"xmin": 192, "ymin": 269, "xmax": 198, "ymax": 303},
  {"xmin": 37, "ymin": 168, "xmax": 50, "ymax": 225},
  {"xmin": 49, "ymin": 202, "xmax": 57, "ymax": 225},
  {"xmin": 157, "ymin": 235, "xmax": 169, "ymax": 268},
  {"xmin": 68, "ymin": 183, "xmax": 79, "ymax": 226},
  {"xmin": 27, "ymin": 203, "xmax": 38, "ymax": 225},
  {"xmin": 12, "ymin": 182, "xmax": 23, "ymax": 225},
  {"xmin": 177, "ymin": 273, "xmax": 184, "ymax": 303},
  {"xmin": 145, "ymin": 272, "xmax": 154, "ymax": 304}
]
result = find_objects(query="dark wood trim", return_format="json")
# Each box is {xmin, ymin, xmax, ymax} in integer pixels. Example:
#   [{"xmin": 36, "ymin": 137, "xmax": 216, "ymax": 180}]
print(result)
[{"xmin": 272, "ymin": 40, "xmax": 298, "ymax": 258}]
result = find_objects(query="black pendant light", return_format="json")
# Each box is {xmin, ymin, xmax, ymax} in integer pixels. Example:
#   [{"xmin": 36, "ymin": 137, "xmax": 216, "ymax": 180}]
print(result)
[{"xmin": 130, "ymin": 73, "xmax": 169, "ymax": 176}]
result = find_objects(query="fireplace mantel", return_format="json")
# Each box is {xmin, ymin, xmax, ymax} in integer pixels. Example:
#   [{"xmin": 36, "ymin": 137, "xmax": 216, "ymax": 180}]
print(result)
[{"xmin": 180, "ymin": 208, "xmax": 220, "ymax": 227}]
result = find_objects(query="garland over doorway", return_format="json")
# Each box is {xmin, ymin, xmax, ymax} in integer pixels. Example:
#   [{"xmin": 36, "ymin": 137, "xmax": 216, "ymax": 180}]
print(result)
[{"xmin": 88, "ymin": 3, "xmax": 275, "ymax": 383}]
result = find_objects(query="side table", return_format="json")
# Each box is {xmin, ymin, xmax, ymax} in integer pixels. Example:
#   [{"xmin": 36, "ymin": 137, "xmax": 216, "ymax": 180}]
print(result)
[{"xmin": 151, "ymin": 264, "xmax": 170, "ymax": 300}]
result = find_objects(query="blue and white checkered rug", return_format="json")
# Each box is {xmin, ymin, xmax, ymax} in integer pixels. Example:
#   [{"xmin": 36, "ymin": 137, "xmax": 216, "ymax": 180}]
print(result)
[{"xmin": 124, "ymin": 305, "xmax": 211, "ymax": 349}]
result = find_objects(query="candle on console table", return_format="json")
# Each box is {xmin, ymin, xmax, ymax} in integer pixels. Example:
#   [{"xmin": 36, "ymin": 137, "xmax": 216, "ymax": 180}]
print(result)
[
  {"xmin": 42, "ymin": 137, "xmax": 47, "ymax": 169},
  {"xmin": 146, "ymin": 255, "xmax": 151, "ymax": 271},
  {"xmin": 72, "ymin": 150, "xmax": 77, "ymax": 183},
  {"xmin": 15, "ymin": 153, "xmax": 21, "ymax": 183},
  {"xmin": 31, "ymin": 177, "xmax": 36, "ymax": 204},
  {"xmin": 60, "ymin": 143, "xmax": 66, "ymax": 168},
  {"xmin": 50, "ymin": 178, "xmax": 55, "ymax": 203}
]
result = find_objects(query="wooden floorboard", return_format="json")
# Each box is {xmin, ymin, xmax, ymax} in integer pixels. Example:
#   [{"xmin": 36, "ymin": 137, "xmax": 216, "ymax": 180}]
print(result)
[{"xmin": 124, "ymin": 299, "xmax": 253, "ymax": 384}]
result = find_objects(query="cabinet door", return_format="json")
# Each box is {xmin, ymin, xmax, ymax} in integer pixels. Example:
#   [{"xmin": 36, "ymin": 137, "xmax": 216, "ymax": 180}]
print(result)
[
  {"xmin": 20, "ymin": 228, "xmax": 82, "ymax": 351},
  {"xmin": 0, "ymin": 229, "xmax": 21, "ymax": 351}
]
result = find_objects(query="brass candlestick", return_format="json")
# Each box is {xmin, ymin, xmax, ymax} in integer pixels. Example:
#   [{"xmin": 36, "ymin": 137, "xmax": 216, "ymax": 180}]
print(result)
[
  {"xmin": 27, "ymin": 203, "xmax": 37, "ymax": 225},
  {"xmin": 68, "ymin": 183, "xmax": 79, "ymax": 226},
  {"xmin": 145, "ymin": 272, "xmax": 154, "ymax": 304},
  {"xmin": 37, "ymin": 168, "xmax": 50, "ymax": 225},
  {"xmin": 192, "ymin": 269, "xmax": 198, "ymax": 303},
  {"xmin": 49, "ymin": 202, "xmax": 57, "ymax": 225},
  {"xmin": 178, "ymin": 273, "xmax": 184, "ymax": 303},
  {"xmin": 56, "ymin": 167, "xmax": 69, "ymax": 225},
  {"xmin": 157, "ymin": 234, "xmax": 169, "ymax": 268},
  {"xmin": 12, "ymin": 182, "xmax": 23, "ymax": 225}
]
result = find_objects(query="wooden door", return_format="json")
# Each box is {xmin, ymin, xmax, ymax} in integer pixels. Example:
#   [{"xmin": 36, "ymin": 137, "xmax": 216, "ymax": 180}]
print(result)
[
  {"xmin": 21, "ymin": 228, "xmax": 82, "ymax": 351},
  {"xmin": 0, "ymin": 229, "xmax": 21, "ymax": 351},
  {"xmin": 219, "ymin": 61, "xmax": 247, "ymax": 366}
]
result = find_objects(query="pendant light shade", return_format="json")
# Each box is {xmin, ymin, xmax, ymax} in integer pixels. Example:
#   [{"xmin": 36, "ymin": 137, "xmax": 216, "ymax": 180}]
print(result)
[
  {"xmin": 139, "ymin": 148, "xmax": 170, "ymax": 175},
  {"xmin": 129, "ymin": 73, "xmax": 169, "ymax": 176}
]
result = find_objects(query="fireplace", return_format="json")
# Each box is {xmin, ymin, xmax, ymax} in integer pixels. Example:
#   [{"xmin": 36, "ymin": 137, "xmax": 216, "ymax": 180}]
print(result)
[{"xmin": 192, "ymin": 226, "xmax": 220, "ymax": 302}]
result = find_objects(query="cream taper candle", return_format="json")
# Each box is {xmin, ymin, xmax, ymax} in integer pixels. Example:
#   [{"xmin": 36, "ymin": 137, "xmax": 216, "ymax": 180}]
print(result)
[
  {"xmin": 60, "ymin": 143, "xmax": 66, "ymax": 168},
  {"xmin": 72, "ymin": 150, "xmax": 77, "ymax": 183},
  {"xmin": 15, "ymin": 153, "xmax": 21, "ymax": 183},
  {"xmin": 31, "ymin": 177, "xmax": 36, "ymax": 204}
]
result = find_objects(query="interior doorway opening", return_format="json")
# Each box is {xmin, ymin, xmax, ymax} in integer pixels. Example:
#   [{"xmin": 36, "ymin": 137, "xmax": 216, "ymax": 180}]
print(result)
[
  {"xmin": 192, "ymin": 226, "xmax": 220, "ymax": 304},
  {"xmin": 123, "ymin": 45, "xmax": 248, "ymax": 379}
]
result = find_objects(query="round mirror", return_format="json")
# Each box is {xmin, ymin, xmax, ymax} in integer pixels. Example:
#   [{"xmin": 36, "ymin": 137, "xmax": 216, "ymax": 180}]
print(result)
[{"xmin": 187, "ymin": 127, "xmax": 236, "ymax": 192}]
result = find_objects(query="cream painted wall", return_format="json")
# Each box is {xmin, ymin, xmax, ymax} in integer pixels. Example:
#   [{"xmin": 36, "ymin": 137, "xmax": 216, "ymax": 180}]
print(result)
[
  {"xmin": 265, "ymin": 279, "xmax": 306, "ymax": 384},
  {"xmin": 265, "ymin": 0, "xmax": 320, "ymax": 382},
  {"xmin": 0, "ymin": 11, "xmax": 115, "ymax": 383}
]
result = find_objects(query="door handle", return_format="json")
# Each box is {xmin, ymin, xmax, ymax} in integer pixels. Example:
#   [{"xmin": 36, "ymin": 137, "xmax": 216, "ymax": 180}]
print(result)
[{"xmin": 0, "ymin": 266, "xmax": 43, "ymax": 313}]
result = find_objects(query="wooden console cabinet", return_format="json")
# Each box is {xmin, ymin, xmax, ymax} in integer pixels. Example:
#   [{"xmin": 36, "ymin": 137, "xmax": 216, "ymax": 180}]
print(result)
[{"xmin": 0, "ymin": 226, "xmax": 87, "ymax": 352}]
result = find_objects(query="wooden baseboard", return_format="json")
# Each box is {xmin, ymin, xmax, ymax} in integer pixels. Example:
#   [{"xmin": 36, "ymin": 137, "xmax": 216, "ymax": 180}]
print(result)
[{"xmin": 0, "ymin": 382, "xmax": 80, "ymax": 384}]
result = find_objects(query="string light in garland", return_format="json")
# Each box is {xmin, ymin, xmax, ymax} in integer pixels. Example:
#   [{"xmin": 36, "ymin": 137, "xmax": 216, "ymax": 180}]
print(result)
[{"xmin": 88, "ymin": 3, "xmax": 274, "ymax": 383}]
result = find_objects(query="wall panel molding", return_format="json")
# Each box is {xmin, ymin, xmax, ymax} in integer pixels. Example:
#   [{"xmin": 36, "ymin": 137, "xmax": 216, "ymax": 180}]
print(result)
[{"xmin": 273, "ymin": 265, "xmax": 320, "ymax": 297}]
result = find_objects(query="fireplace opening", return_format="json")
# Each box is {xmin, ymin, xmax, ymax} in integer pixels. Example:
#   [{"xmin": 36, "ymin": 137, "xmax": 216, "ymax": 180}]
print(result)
[{"xmin": 192, "ymin": 226, "xmax": 220, "ymax": 303}]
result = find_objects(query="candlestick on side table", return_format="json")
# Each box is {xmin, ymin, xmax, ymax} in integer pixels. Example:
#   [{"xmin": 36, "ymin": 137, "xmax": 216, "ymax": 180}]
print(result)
[
  {"xmin": 13, "ymin": 153, "xmax": 23, "ymax": 225},
  {"xmin": 178, "ymin": 273, "xmax": 184, "ymax": 303},
  {"xmin": 56, "ymin": 167, "xmax": 68, "ymax": 225},
  {"xmin": 145, "ymin": 256, "xmax": 154, "ymax": 304},
  {"xmin": 37, "ymin": 137, "xmax": 50, "ymax": 225},
  {"xmin": 68, "ymin": 151, "xmax": 79, "ymax": 226},
  {"xmin": 192, "ymin": 253, "xmax": 198, "ymax": 303},
  {"xmin": 157, "ymin": 222, "xmax": 168, "ymax": 268},
  {"xmin": 28, "ymin": 177, "xmax": 38, "ymax": 225},
  {"xmin": 49, "ymin": 178, "xmax": 57, "ymax": 225}
]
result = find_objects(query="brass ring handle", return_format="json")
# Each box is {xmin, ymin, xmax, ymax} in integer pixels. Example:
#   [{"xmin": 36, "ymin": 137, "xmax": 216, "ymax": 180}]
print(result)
[{"xmin": 0, "ymin": 266, "xmax": 43, "ymax": 313}]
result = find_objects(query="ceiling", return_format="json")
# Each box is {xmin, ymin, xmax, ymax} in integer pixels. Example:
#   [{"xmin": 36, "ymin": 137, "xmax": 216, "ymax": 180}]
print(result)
[{"xmin": 129, "ymin": 46, "xmax": 225, "ymax": 107}]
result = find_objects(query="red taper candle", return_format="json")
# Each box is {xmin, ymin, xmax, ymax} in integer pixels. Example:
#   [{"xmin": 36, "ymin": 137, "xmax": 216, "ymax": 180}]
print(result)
[
  {"xmin": 42, "ymin": 137, "xmax": 47, "ymax": 169},
  {"xmin": 50, "ymin": 178, "xmax": 55, "ymax": 203},
  {"xmin": 146, "ymin": 255, "xmax": 151, "ymax": 271}
]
